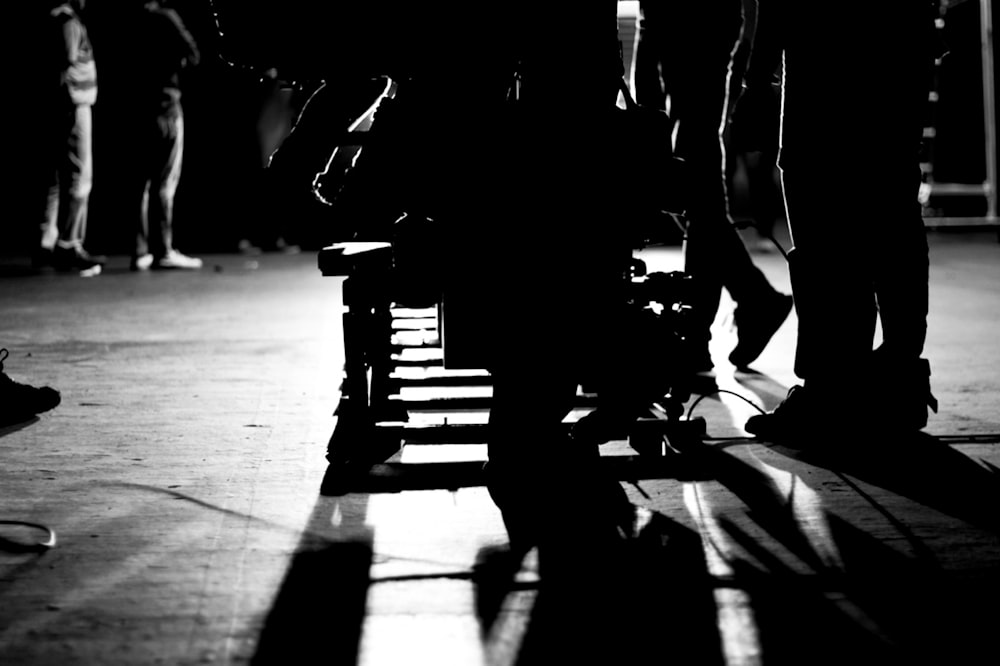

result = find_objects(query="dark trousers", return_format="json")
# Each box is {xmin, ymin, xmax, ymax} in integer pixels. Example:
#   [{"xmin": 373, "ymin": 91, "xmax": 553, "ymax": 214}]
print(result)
[
  {"xmin": 635, "ymin": 0, "xmax": 777, "ymax": 337},
  {"xmin": 778, "ymin": 1, "xmax": 935, "ymax": 384}
]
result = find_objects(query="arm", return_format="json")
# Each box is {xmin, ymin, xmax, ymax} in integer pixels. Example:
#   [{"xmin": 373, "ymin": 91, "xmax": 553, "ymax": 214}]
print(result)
[
  {"xmin": 161, "ymin": 7, "xmax": 201, "ymax": 67},
  {"xmin": 729, "ymin": 0, "xmax": 784, "ymax": 151}
]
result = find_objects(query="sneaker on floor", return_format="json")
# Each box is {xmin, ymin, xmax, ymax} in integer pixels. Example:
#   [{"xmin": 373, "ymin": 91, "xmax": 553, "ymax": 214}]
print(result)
[
  {"xmin": 153, "ymin": 250, "xmax": 203, "ymax": 270},
  {"xmin": 0, "ymin": 349, "xmax": 61, "ymax": 426},
  {"xmin": 130, "ymin": 253, "xmax": 154, "ymax": 271},
  {"xmin": 52, "ymin": 245, "xmax": 105, "ymax": 277},
  {"xmin": 729, "ymin": 292, "xmax": 794, "ymax": 370}
]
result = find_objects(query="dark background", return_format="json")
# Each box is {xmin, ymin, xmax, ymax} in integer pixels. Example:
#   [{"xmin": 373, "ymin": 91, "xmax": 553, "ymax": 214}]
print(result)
[{"xmin": 7, "ymin": 1, "xmax": 996, "ymax": 258}]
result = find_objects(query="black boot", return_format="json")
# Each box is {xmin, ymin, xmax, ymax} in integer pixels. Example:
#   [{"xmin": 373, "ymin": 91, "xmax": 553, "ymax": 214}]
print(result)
[
  {"xmin": 872, "ymin": 346, "xmax": 937, "ymax": 431},
  {"xmin": 0, "ymin": 349, "xmax": 61, "ymax": 426}
]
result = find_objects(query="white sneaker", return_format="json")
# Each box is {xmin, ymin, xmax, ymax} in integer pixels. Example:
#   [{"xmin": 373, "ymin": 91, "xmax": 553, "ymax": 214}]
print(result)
[
  {"xmin": 131, "ymin": 253, "xmax": 154, "ymax": 271},
  {"xmin": 153, "ymin": 250, "xmax": 203, "ymax": 270}
]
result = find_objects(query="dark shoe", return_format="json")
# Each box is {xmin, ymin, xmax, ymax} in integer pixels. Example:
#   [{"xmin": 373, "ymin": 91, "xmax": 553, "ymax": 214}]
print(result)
[
  {"xmin": 744, "ymin": 385, "xmax": 829, "ymax": 442},
  {"xmin": 52, "ymin": 245, "xmax": 105, "ymax": 277},
  {"xmin": 729, "ymin": 292, "xmax": 794, "ymax": 369},
  {"xmin": 0, "ymin": 349, "xmax": 61, "ymax": 426},
  {"xmin": 570, "ymin": 406, "xmax": 637, "ymax": 446},
  {"xmin": 872, "ymin": 347, "xmax": 938, "ymax": 430}
]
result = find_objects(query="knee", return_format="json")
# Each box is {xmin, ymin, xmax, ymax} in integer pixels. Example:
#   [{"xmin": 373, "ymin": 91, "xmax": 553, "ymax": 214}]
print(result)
[{"xmin": 69, "ymin": 177, "xmax": 92, "ymax": 200}]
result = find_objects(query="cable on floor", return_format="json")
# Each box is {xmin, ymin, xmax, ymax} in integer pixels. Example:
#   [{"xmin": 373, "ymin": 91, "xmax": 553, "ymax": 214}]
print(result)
[
  {"xmin": 0, "ymin": 520, "xmax": 57, "ymax": 552},
  {"xmin": 685, "ymin": 389, "xmax": 768, "ymax": 422}
]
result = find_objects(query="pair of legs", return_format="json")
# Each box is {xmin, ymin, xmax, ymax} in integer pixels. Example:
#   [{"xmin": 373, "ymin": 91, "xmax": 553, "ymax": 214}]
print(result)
[
  {"xmin": 133, "ymin": 106, "xmax": 201, "ymax": 270},
  {"xmin": 747, "ymin": 0, "xmax": 936, "ymax": 437},
  {"xmin": 636, "ymin": 0, "xmax": 791, "ymax": 370},
  {"xmin": 40, "ymin": 103, "xmax": 103, "ymax": 275}
]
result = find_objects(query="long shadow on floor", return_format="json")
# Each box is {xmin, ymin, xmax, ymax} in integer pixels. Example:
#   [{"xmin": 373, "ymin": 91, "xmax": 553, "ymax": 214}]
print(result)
[
  {"xmin": 688, "ymin": 433, "xmax": 1000, "ymax": 664},
  {"xmin": 267, "ymin": 429, "xmax": 1000, "ymax": 664},
  {"xmin": 251, "ymin": 496, "xmax": 374, "ymax": 666},
  {"xmin": 766, "ymin": 430, "xmax": 1000, "ymax": 535},
  {"xmin": 472, "ymin": 510, "xmax": 725, "ymax": 665}
]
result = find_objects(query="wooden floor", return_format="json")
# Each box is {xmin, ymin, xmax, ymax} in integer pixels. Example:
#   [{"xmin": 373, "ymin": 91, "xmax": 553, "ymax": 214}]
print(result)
[{"xmin": 1, "ymin": 229, "xmax": 998, "ymax": 665}]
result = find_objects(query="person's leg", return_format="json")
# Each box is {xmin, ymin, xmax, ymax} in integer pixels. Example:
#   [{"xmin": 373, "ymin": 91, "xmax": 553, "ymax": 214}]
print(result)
[
  {"xmin": 745, "ymin": 2, "xmax": 934, "ymax": 438},
  {"xmin": 670, "ymin": 0, "xmax": 789, "ymax": 370},
  {"xmin": 150, "ymin": 109, "xmax": 201, "ymax": 270},
  {"xmin": 152, "ymin": 112, "xmax": 181, "ymax": 257},
  {"xmin": 59, "ymin": 104, "xmax": 93, "ymax": 250},
  {"xmin": 134, "ymin": 121, "xmax": 154, "ymax": 266},
  {"xmin": 865, "ymin": 1, "xmax": 937, "ymax": 427},
  {"xmin": 40, "ymin": 170, "xmax": 61, "ymax": 254},
  {"xmin": 37, "ymin": 113, "xmax": 70, "ymax": 267},
  {"xmin": 52, "ymin": 105, "xmax": 102, "ymax": 275},
  {"xmin": 135, "ymin": 115, "xmax": 169, "ymax": 267}
]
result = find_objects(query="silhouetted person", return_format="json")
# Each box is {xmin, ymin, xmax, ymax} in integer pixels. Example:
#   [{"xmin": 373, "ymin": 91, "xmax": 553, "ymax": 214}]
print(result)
[
  {"xmin": 743, "ymin": 0, "xmax": 939, "ymax": 438},
  {"xmin": 634, "ymin": 0, "xmax": 792, "ymax": 371},
  {"xmin": 472, "ymin": 5, "xmax": 649, "ymax": 586},
  {"xmin": 317, "ymin": 2, "xmax": 644, "ymax": 580},
  {"xmin": 37, "ymin": 0, "xmax": 105, "ymax": 276},
  {"xmin": 128, "ymin": 0, "xmax": 203, "ymax": 271}
]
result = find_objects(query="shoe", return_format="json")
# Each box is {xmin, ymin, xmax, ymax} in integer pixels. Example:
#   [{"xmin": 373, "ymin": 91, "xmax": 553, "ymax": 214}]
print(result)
[
  {"xmin": 729, "ymin": 291, "xmax": 794, "ymax": 369},
  {"xmin": 130, "ymin": 253, "xmax": 154, "ymax": 271},
  {"xmin": 744, "ymin": 384, "xmax": 830, "ymax": 442},
  {"xmin": 152, "ymin": 250, "xmax": 203, "ymax": 270},
  {"xmin": 571, "ymin": 406, "xmax": 635, "ymax": 446},
  {"xmin": 872, "ymin": 347, "xmax": 938, "ymax": 431},
  {"xmin": 0, "ymin": 349, "xmax": 61, "ymax": 426},
  {"xmin": 237, "ymin": 239, "xmax": 263, "ymax": 256},
  {"xmin": 52, "ymin": 245, "xmax": 105, "ymax": 277}
]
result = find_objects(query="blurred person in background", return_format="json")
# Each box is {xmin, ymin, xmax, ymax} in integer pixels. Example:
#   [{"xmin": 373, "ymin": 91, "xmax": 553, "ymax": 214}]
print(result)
[
  {"xmin": 129, "ymin": 0, "xmax": 203, "ymax": 271},
  {"xmin": 37, "ymin": 0, "xmax": 105, "ymax": 277}
]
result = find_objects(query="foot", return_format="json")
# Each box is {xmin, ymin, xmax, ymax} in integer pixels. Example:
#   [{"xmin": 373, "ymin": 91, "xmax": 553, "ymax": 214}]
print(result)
[
  {"xmin": 237, "ymin": 239, "xmax": 263, "ymax": 256},
  {"xmin": 273, "ymin": 237, "xmax": 302, "ymax": 255},
  {"xmin": 0, "ymin": 349, "xmax": 61, "ymax": 426},
  {"xmin": 52, "ymin": 245, "xmax": 105, "ymax": 277},
  {"xmin": 872, "ymin": 348, "xmax": 938, "ymax": 430},
  {"xmin": 130, "ymin": 253, "xmax": 154, "ymax": 271},
  {"xmin": 153, "ymin": 250, "xmax": 203, "ymax": 270},
  {"xmin": 729, "ymin": 292, "xmax": 793, "ymax": 369},
  {"xmin": 744, "ymin": 384, "xmax": 830, "ymax": 443}
]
